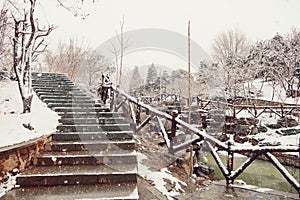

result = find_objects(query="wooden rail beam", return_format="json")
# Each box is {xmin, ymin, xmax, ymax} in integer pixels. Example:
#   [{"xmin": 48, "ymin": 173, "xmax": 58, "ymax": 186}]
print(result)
[{"xmin": 265, "ymin": 152, "xmax": 300, "ymax": 193}]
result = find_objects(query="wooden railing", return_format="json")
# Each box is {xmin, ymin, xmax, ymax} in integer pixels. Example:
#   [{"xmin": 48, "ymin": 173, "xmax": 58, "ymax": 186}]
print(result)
[{"xmin": 107, "ymin": 86, "xmax": 300, "ymax": 196}]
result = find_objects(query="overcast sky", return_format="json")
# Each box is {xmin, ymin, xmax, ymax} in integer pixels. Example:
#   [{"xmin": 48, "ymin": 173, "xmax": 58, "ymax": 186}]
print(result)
[{"xmin": 33, "ymin": 0, "xmax": 300, "ymax": 70}]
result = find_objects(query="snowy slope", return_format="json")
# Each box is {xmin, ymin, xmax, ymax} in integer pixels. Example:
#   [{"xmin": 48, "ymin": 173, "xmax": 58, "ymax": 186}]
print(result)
[{"xmin": 0, "ymin": 80, "xmax": 59, "ymax": 148}]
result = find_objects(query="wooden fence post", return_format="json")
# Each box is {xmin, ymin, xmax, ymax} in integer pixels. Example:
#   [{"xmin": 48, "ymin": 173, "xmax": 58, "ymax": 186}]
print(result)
[
  {"xmin": 253, "ymin": 104, "xmax": 257, "ymax": 118},
  {"xmin": 136, "ymin": 105, "xmax": 141, "ymax": 125},
  {"xmin": 233, "ymin": 105, "xmax": 236, "ymax": 118},
  {"xmin": 226, "ymin": 140, "xmax": 234, "ymax": 185},
  {"xmin": 170, "ymin": 111, "xmax": 178, "ymax": 141},
  {"xmin": 110, "ymin": 87, "xmax": 115, "ymax": 111}
]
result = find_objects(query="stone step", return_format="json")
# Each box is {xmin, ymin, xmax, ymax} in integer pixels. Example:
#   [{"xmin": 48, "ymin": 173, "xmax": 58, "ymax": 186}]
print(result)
[
  {"xmin": 57, "ymin": 111, "xmax": 121, "ymax": 118},
  {"xmin": 32, "ymin": 77, "xmax": 73, "ymax": 83},
  {"xmin": 33, "ymin": 151, "xmax": 137, "ymax": 166},
  {"xmin": 32, "ymin": 83, "xmax": 77, "ymax": 88},
  {"xmin": 0, "ymin": 183, "xmax": 139, "ymax": 200},
  {"xmin": 45, "ymin": 140, "xmax": 136, "ymax": 152},
  {"xmin": 47, "ymin": 103, "xmax": 99, "ymax": 109},
  {"xmin": 56, "ymin": 124, "xmax": 131, "ymax": 132},
  {"xmin": 54, "ymin": 107, "xmax": 109, "ymax": 113},
  {"xmin": 58, "ymin": 117, "xmax": 127, "ymax": 125},
  {"xmin": 32, "ymin": 82, "xmax": 75, "ymax": 86},
  {"xmin": 34, "ymin": 88, "xmax": 81, "ymax": 93},
  {"xmin": 52, "ymin": 131, "xmax": 133, "ymax": 141},
  {"xmin": 33, "ymin": 86, "xmax": 79, "ymax": 91},
  {"xmin": 32, "ymin": 72, "xmax": 67, "ymax": 76},
  {"xmin": 17, "ymin": 164, "xmax": 137, "ymax": 187},
  {"xmin": 41, "ymin": 96, "xmax": 95, "ymax": 104},
  {"xmin": 32, "ymin": 80, "xmax": 73, "ymax": 83},
  {"xmin": 32, "ymin": 85, "xmax": 76, "ymax": 89},
  {"xmin": 36, "ymin": 92, "xmax": 90, "ymax": 100}
]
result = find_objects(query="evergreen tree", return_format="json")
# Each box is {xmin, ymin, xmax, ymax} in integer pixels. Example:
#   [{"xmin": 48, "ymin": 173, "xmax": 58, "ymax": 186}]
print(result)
[
  {"xmin": 129, "ymin": 65, "xmax": 142, "ymax": 95},
  {"xmin": 146, "ymin": 63, "xmax": 158, "ymax": 85}
]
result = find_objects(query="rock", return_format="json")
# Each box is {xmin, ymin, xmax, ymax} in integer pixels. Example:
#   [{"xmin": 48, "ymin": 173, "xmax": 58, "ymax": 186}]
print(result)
[
  {"xmin": 23, "ymin": 123, "xmax": 34, "ymax": 130},
  {"xmin": 218, "ymin": 133, "xmax": 229, "ymax": 142},
  {"xmin": 277, "ymin": 117, "xmax": 298, "ymax": 128},
  {"xmin": 250, "ymin": 126, "xmax": 258, "ymax": 135},
  {"xmin": 250, "ymin": 138, "xmax": 259, "ymax": 146},
  {"xmin": 194, "ymin": 162, "xmax": 214, "ymax": 178},
  {"xmin": 266, "ymin": 123, "xmax": 281, "ymax": 129},
  {"xmin": 11, "ymin": 168, "xmax": 19, "ymax": 176},
  {"xmin": 195, "ymin": 176, "xmax": 206, "ymax": 185},
  {"xmin": 234, "ymin": 135, "xmax": 248, "ymax": 144}
]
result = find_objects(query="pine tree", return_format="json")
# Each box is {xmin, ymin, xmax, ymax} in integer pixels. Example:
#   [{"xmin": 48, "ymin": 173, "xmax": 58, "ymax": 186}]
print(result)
[
  {"xmin": 129, "ymin": 65, "xmax": 142, "ymax": 95},
  {"xmin": 146, "ymin": 63, "xmax": 158, "ymax": 85}
]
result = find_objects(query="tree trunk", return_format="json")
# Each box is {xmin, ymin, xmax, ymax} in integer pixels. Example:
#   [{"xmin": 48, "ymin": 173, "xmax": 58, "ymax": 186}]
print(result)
[{"xmin": 22, "ymin": 95, "xmax": 33, "ymax": 113}]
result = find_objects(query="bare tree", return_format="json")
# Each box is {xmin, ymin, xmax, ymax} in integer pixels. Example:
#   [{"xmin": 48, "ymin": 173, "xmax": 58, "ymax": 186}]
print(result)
[
  {"xmin": 212, "ymin": 30, "xmax": 250, "ymax": 65},
  {"xmin": 0, "ymin": 1, "xmax": 13, "ymax": 78},
  {"xmin": 56, "ymin": 0, "xmax": 98, "ymax": 19},
  {"xmin": 77, "ymin": 48, "xmax": 114, "ymax": 87},
  {"xmin": 46, "ymin": 39, "xmax": 87, "ymax": 81},
  {"xmin": 212, "ymin": 30, "xmax": 251, "ymax": 99},
  {"xmin": 45, "ymin": 40, "xmax": 113, "ymax": 86},
  {"xmin": 110, "ymin": 15, "xmax": 130, "ymax": 88},
  {"xmin": 9, "ymin": 0, "xmax": 53, "ymax": 113}
]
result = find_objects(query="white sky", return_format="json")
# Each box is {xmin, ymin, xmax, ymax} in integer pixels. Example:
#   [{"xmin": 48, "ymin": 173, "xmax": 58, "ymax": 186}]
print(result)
[{"xmin": 27, "ymin": 0, "xmax": 300, "ymax": 69}]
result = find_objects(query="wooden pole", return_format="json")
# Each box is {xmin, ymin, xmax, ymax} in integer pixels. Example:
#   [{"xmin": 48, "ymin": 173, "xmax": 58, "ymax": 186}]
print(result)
[
  {"xmin": 187, "ymin": 21, "xmax": 194, "ymax": 177},
  {"xmin": 188, "ymin": 21, "xmax": 191, "ymax": 125}
]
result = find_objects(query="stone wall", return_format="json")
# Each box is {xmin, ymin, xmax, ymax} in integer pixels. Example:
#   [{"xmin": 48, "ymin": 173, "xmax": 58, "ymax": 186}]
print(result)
[{"xmin": 0, "ymin": 135, "xmax": 52, "ymax": 183}]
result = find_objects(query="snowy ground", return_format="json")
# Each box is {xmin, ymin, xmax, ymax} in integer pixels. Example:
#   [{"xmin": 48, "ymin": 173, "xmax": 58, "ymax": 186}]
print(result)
[
  {"xmin": 253, "ymin": 79, "xmax": 300, "ymax": 104},
  {"xmin": 137, "ymin": 152, "xmax": 187, "ymax": 200},
  {"xmin": 0, "ymin": 80, "xmax": 59, "ymax": 148}
]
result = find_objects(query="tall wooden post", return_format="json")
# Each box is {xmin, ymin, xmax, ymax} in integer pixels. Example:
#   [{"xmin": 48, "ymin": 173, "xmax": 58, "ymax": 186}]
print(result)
[
  {"xmin": 187, "ymin": 21, "xmax": 194, "ymax": 177},
  {"xmin": 188, "ymin": 21, "xmax": 191, "ymax": 125},
  {"xmin": 170, "ymin": 111, "xmax": 178, "ymax": 140}
]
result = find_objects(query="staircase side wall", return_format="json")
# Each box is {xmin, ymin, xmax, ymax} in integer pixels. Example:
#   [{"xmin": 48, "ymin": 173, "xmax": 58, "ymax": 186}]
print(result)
[{"xmin": 0, "ymin": 135, "xmax": 52, "ymax": 182}]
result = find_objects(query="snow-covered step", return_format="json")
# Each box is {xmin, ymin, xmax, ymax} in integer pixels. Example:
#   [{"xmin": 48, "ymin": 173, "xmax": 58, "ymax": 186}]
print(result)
[
  {"xmin": 57, "ymin": 123, "xmax": 129, "ymax": 131},
  {"xmin": 33, "ymin": 85, "xmax": 77, "ymax": 90},
  {"xmin": 54, "ymin": 107, "xmax": 109, "ymax": 113},
  {"xmin": 44, "ymin": 140, "xmax": 136, "ymax": 152},
  {"xmin": 33, "ymin": 87, "xmax": 82, "ymax": 95},
  {"xmin": 32, "ymin": 79, "xmax": 74, "ymax": 83},
  {"xmin": 47, "ymin": 102, "xmax": 99, "ymax": 109},
  {"xmin": 32, "ymin": 82, "xmax": 75, "ymax": 86},
  {"xmin": 52, "ymin": 131, "xmax": 134, "ymax": 141},
  {"xmin": 56, "ymin": 124, "xmax": 131, "ymax": 132},
  {"xmin": 59, "ymin": 117, "xmax": 127, "ymax": 125},
  {"xmin": 36, "ymin": 91, "xmax": 91, "ymax": 100},
  {"xmin": 33, "ymin": 151, "xmax": 137, "ymax": 166},
  {"xmin": 1, "ymin": 183, "xmax": 139, "ymax": 200},
  {"xmin": 32, "ymin": 72, "xmax": 67, "ymax": 76},
  {"xmin": 57, "ymin": 111, "xmax": 121, "ymax": 118},
  {"xmin": 16, "ymin": 165, "xmax": 137, "ymax": 187},
  {"xmin": 41, "ymin": 97, "xmax": 92, "ymax": 103}
]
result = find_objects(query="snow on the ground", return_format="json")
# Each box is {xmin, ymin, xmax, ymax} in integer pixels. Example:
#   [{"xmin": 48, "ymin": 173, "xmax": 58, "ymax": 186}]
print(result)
[
  {"xmin": 143, "ymin": 167, "xmax": 186, "ymax": 200},
  {"xmin": 0, "ymin": 80, "xmax": 59, "ymax": 148},
  {"xmin": 234, "ymin": 179, "xmax": 273, "ymax": 193},
  {"xmin": 137, "ymin": 152, "xmax": 186, "ymax": 199},
  {"xmin": 252, "ymin": 79, "xmax": 300, "ymax": 104}
]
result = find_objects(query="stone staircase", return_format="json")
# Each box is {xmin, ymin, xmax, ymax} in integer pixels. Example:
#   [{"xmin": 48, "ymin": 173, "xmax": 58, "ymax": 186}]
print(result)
[{"xmin": 3, "ymin": 72, "xmax": 139, "ymax": 199}]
